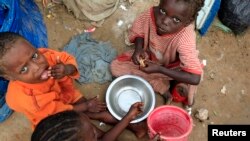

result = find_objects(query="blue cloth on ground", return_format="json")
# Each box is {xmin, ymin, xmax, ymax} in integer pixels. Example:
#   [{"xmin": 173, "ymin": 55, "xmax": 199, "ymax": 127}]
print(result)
[
  {"xmin": 0, "ymin": 0, "xmax": 48, "ymax": 122},
  {"xmin": 64, "ymin": 33, "xmax": 117, "ymax": 84},
  {"xmin": 0, "ymin": 0, "xmax": 48, "ymax": 48},
  {"xmin": 0, "ymin": 77, "xmax": 11, "ymax": 122}
]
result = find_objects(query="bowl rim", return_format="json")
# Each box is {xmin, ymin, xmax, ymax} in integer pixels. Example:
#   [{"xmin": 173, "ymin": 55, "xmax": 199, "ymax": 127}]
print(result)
[{"xmin": 106, "ymin": 74, "xmax": 155, "ymax": 123}]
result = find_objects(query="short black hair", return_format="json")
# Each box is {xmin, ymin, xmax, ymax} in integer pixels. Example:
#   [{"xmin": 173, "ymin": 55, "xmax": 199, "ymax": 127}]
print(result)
[
  {"xmin": 160, "ymin": 0, "xmax": 205, "ymax": 21},
  {"xmin": 31, "ymin": 111, "xmax": 83, "ymax": 141},
  {"xmin": 0, "ymin": 32, "xmax": 23, "ymax": 75},
  {"xmin": 177, "ymin": 0, "xmax": 205, "ymax": 21}
]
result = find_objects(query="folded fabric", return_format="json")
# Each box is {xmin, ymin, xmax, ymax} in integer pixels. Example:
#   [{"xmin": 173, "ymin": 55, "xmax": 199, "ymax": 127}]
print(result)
[
  {"xmin": 64, "ymin": 33, "xmax": 117, "ymax": 84},
  {"xmin": 63, "ymin": 0, "xmax": 119, "ymax": 22}
]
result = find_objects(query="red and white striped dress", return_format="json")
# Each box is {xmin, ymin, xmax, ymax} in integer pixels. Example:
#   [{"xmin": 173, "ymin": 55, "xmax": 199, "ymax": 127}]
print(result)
[{"xmin": 111, "ymin": 7, "xmax": 203, "ymax": 95}]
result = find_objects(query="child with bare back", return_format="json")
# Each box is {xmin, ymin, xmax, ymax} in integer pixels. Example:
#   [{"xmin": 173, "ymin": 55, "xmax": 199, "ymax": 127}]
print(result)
[
  {"xmin": 111, "ymin": 0, "xmax": 205, "ymax": 113},
  {"xmin": 0, "ymin": 32, "xmax": 146, "ymax": 138}
]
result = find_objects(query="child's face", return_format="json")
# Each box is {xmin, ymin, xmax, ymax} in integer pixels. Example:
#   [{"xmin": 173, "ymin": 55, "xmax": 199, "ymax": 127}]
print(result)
[
  {"xmin": 155, "ymin": 0, "xmax": 193, "ymax": 35},
  {"xmin": 79, "ymin": 113, "xmax": 98, "ymax": 141},
  {"xmin": 1, "ymin": 38, "xmax": 49, "ymax": 83}
]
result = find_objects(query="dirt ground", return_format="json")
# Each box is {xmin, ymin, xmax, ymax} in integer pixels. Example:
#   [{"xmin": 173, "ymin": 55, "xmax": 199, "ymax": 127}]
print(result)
[{"xmin": 0, "ymin": 0, "xmax": 249, "ymax": 141}]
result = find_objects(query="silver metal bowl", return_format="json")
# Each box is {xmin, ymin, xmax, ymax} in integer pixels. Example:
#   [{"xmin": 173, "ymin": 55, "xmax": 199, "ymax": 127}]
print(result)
[{"xmin": 106, "ymin": 75, "xmax": 155, "ymax": 123}]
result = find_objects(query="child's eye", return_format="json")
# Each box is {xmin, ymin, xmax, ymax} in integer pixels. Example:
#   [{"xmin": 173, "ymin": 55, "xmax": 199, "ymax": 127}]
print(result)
[
  {"xmin": 20, "ymin": 66, "xmax": 28, "ymax": 74},
  {"xmin": 173, "ymin": 17, "xmax": 181, "ymax": 23},
  {"xmin": 159, "ymin": 9, "xmax": 166, "ymax": 15},
  {"xmin": 32, "ymin": 53, "xmax": 38, "ymax": 59}
]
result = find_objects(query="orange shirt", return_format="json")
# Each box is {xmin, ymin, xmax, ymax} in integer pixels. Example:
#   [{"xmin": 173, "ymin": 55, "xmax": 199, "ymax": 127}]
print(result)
[{"xmin": 6, "ymin": 48, "xmax": 83, "ymax": 128}]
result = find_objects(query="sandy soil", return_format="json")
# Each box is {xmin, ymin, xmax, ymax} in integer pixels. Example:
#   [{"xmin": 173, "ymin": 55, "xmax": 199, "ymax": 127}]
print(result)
[{"xmin": 0, "ymin": 1, "xmax": 249, "ymax": 141}]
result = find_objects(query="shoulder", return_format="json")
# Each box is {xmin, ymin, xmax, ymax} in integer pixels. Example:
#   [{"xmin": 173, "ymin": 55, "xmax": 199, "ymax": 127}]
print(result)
[
  {"xmin": 177, "ymin": 24, "xmax": 196, "ymax": 45},
  {"xmin": 6, "ymin": 81, "xmax": 23, "ymax": 98},
  {"xmin": 6, "ymin": 82, "xmax": 32, "ymax": 111}
]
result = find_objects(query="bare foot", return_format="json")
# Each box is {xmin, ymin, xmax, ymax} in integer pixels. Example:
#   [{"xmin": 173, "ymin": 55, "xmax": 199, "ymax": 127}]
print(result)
[
  {"xmin": 128, "ymin": 121, "xmax": 147, "ymax": 138},
  {"xmin": 163, "ymin": 91, "xmax": 173, "ymax": 105},
  {"xmin": 176, "ymin": 84, "xmax": 188, "ymax": 97}
]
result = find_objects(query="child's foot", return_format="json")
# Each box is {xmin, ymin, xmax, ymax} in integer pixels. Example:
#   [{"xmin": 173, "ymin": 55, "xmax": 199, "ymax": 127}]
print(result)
[
  {"xmin": 176, "ymin": 84, "xmax": 188, "ymax": 97},
  {"xmin": 128, "ymin": 121, "xmax": 147, "ymax": 138},
  {"xmin": 184, "ymin": 98, "xmax": 195, "ymax": 115},
  {"xmin": 163, "ymin": 91, "xmax": 173, "ymax": 105},
  {"xmin": 185, "ymin": 105, "xmax": 192, "ymax": 115}
]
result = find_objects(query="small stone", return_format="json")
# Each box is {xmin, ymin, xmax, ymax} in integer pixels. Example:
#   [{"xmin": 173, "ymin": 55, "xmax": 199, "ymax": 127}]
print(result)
[
  {"xmin": 220, "ymin": 85, "xmax": 226, "ymax": 94},
  {"xmin": 209, "ymin": 72, "xmax": 215, "ymax": 79},
  {"xmin": 195, "ymin": 108, "xmax": 209, "ymax": 122},
  {"xmin": 117, "ymin": 20, "xmax": 124, "ymax": 26}
]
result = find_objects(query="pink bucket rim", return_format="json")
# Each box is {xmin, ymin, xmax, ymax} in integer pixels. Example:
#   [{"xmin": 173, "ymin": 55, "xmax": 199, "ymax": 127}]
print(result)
[{"xmin": 147, "ymin": 105, "xmax": 193, "ymax": 140}]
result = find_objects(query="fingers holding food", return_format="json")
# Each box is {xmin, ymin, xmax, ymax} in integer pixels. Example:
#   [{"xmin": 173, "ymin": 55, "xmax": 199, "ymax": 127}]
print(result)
[{"xmin": 139, "ymin": 58, "xmax": 146, "ymax": 68}]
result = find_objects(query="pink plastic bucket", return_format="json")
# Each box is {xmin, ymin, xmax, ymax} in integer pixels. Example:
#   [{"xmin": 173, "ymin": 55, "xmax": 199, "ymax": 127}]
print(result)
[{"xmin": 147, "ymin": 106, "xmax": 193, "ymax": 141}]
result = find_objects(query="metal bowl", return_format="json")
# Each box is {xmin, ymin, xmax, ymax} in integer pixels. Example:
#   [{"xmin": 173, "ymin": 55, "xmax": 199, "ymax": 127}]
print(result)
[{"xmin": 106, "ymin": 75, "xmax": 155, "ymax": 123}]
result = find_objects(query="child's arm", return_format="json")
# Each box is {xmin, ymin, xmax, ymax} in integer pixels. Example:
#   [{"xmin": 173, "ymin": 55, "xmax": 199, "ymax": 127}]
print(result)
[
  {"xmin": 132, "ymin": 37, "xmax": 149, "ymax": 65},
  {"xmin": 73, "ymin": 97, "xmax": 106, "ymax": 113},
  {"xmin": 141, "ymin": 61, "xmax": 201, "ymax": 85},
  {"xmin": 158, "ymin": 66, "xmax": 200, "ymax": 85},
  {"xmin": 100, "ymin": 102, "xmax": 143, "ymax": 141}
]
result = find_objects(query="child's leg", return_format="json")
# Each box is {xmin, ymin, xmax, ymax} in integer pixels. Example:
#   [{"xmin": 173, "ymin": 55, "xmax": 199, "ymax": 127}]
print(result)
[
  {"xmin": 187, "ymin": 85, "xmax": 197, "ymax": 106},
  {"xmin": 162, "ymin": 80, "xmax": 177, "ymax": 105},
  {"xmin": 128, "ymin": 121, "xmax": 147, "ymax": 138},
  {"xmin": 86, "ymin": 111, "xmax": 118, "ymax": 124},
  {"xmin": 73, "ymin": 97, "xmax": 87, "ymax": 105},
  {"xmin": 163, "ymin": 91, "xmax": 173, "ymax": 105},
  {"xmin": 177, "ymin": 83, "xmax": 196, "ymax": 115}
]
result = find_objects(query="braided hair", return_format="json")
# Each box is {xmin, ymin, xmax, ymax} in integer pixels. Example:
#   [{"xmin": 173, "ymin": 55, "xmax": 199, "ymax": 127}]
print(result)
[{"xmin": 31, "ymin": 111, "xmax": 83, "ymax": 141}]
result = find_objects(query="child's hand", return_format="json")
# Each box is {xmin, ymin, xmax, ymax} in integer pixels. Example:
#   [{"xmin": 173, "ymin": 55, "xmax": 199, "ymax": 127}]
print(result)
[
  {"xmin": 87, "ymin": 96, "xmax": 107, "ymax": 113},
  {"xmin": 140, "ymin": 60, "xmax": 162, "ymax": 73},
  {"xmin": 132, "ymin": 49, "xmax": 149, "ymax": 65},
  {"xmin": 48, "ymin": 56, "xmax": 76, "ymax": 79},
  {"xmin": 49, "ymin": 63, "xmax": 66, "ymax": 79},
  {"xmin": 126, "ymin": 102, "xmax": 144, "ymax": 120}
]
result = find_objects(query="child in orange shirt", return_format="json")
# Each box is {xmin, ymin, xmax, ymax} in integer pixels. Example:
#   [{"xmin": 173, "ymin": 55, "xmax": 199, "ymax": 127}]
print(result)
[
  {"xmin": 0, "ymin": 32, "xmax": 106, "ymax": 128},
  {"xmin": 0, "ymin": 32, "xmax": 146, "ymax": 137}
]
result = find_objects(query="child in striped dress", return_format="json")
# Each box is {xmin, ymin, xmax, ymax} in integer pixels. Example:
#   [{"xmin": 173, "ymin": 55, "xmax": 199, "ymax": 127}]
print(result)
[{"xmin": 111, "ymin": 0, "xmax": 205, "ymax": 112}]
